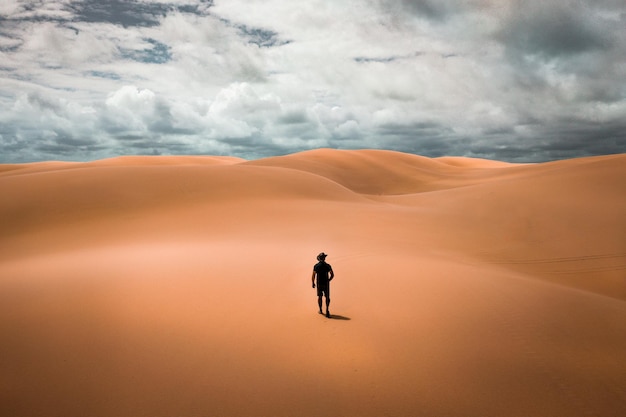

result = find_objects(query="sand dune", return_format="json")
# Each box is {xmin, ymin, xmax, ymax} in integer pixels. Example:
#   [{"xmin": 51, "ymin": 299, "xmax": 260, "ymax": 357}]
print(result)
[{"xmin": 1, "ymin": 149, "xmax": 625, "ymax": 417}]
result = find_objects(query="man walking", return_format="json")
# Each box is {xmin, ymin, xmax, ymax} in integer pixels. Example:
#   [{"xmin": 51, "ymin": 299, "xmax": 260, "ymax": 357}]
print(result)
[{"xmin": 312, "ymin": 252, "xmax": 334, "ymax": 317}]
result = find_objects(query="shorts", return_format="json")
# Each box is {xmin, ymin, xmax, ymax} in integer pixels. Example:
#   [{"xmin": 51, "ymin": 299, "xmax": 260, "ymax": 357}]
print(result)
[{"xmin": 317, "ymin": 281, "xmax": 330, "ymax": 298}]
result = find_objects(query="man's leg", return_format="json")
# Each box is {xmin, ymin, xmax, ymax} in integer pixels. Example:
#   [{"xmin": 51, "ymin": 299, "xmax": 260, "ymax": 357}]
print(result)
[
  {"xmin": 325, "ymin": 294, "xmax": 331, "ymax": 317},
  {"xmin": 318, "ymin": 296, "xmax": 323, "ymax": 314}
]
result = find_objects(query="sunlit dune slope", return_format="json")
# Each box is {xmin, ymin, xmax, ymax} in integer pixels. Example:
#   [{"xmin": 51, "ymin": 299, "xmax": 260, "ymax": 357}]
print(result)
[
  {"xmin": 0, "ymin": 155, "xmax": 243, "ymax": 176},
  {"xmin": 247, "ymin": 150, "xmax": 626, "ymax": 299},
  {"xmin": 1, "ymin": 149, "xmax": 625, "ymax": 417},
  {"xmin": 436, "ymin": 155, "xmax": 516, "ymax": 168},
  {"xmin": 1, "ymin": 150, "xmax": 624, "ymax": 296},
  {"xmin": 0, "ymin": 159, "xmax": 365, "ymax": 241},
  {"xmin": 371, "ymin": 153, "xmax": 626, "ymax": 298}
]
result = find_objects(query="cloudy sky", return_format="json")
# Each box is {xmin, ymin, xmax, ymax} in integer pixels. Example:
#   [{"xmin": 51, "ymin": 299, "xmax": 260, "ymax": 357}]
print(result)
[{"xmin": 1, "ymin": 0, "xmax": 625, "ymax": 163}]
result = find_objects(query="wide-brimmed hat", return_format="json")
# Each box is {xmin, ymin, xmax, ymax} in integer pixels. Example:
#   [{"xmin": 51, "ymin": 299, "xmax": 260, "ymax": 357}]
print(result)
[{"xmin": 317, "ymin": 252, "xmax": 328, "ymax": 260}]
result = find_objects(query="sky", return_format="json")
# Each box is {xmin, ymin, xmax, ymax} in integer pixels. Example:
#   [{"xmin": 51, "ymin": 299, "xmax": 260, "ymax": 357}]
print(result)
[{"xmin": 1, "ymin": 0, "xmax": 625, "ymax": 163}]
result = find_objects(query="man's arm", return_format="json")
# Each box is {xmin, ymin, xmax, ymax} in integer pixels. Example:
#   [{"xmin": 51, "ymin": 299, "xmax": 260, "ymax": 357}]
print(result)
[
  {"xmin": 329, "ymin": 266, "xmax": 334, "ymax": 281},
  {"xmin": 311, "ymin": 270, "xmax": 316, "ymax": 288}
]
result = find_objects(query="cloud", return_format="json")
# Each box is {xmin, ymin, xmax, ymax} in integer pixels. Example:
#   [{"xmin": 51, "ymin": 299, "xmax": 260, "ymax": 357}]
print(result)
[
  {"xmin": 374, "ymin": 0, "xmax": 459, "ymax": 23},
  {"xmin": 0, "ymin": 90, "xmax": 103, "ymax": 160},
  {"xmin": 498, "ymin": 1, "xmax": 617, "ymax": 60},
  {"xmin": 0, "ymin": 0, "xmax": 625, "ymax": 163}
]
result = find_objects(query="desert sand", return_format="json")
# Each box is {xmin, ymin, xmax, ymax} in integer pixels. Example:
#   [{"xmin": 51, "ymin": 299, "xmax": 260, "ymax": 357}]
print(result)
[{"xmin": 1, "ymin": 149, "xmax": 625, "ymax": 417}]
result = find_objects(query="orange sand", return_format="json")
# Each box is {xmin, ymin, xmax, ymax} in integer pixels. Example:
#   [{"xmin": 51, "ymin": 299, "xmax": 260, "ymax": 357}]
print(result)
[{"xmin": 1, "ymin": 149, "xmax": 625, "ymax": 416}]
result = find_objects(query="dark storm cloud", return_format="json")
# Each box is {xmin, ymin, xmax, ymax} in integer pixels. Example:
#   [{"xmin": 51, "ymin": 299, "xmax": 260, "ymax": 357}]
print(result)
[
  {"xmin": 397, "ymin": 0, "xmax": 453, "ymax": 21},
  {"xmin": 457, "ymin": 117, "xmax": 626, "ymax": 163},
  {"xmin": 532, "ymin": 119, "xmax": 626, "ymax": 159},
  {"xmin": 498, "ymin": 2, "xmax": 615, "ymax": 60},
  {"xmin": 119, "ymin": 137, "xmax": 191, "ymax": 152},
  {"xmin": 278, "ymin": 110, "xmax": 309, "ymax": 125},
  {"xmin": 34, "ymin": 133, "xmax": 104, "ymax": 155},
  {"xmin": 368, "ymin": 120, "xmax": 459, "ymax": 157},
  {"xmin": 0, "ymin": 124, "xmax": 23, "ymax": 154},
  {"xmin": 220, "ymin": 135, "xmax": 296, "ymax": 159},
  {"xmin": 374, "ymin": 0, "xmax": 459, "ymax": 22},
  {"xmin": 375, "ymin": 120, "xmax": 447, "ymax": 139}
]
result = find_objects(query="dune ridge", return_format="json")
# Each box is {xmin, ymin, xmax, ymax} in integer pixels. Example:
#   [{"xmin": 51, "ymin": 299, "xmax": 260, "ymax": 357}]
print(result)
[{"xmin": 1, "ymin": 149, "xmax": 625, "ymax": 417}]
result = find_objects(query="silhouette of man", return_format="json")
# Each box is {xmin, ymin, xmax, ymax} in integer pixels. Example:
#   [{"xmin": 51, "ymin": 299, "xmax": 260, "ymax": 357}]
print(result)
[{"xmin": 312, "ymin": 252, "xmax": 334, "ymax": 317}]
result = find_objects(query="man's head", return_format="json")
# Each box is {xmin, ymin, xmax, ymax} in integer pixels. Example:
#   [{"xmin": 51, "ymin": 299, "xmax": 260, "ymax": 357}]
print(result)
[{"xmin": 317, "ymin": 252, "xmax": 328, "ymax": 261}]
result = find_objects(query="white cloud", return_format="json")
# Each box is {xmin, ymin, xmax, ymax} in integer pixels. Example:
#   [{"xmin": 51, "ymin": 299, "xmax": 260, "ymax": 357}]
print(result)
[
  {"xmin": 210, "ymin": 83, "xmax": 280, "ymax": 116},
  {"xmin": 0, "ymin": 0, "xmax": 22, "ymax": 16},
  {"xmin": 0, "ymin": 0, "xmax": 74, "ymax": 20},
  {"xmin": 106, "ymin": 85, "xmax": 156, "ymax": 110},
  {"xmin": 0, "ymin": 0, "xmax": 624, "ymax": 162},
  {"xmin": 21, "ymin": 22, "xmax": 118, "ymax": 67}
]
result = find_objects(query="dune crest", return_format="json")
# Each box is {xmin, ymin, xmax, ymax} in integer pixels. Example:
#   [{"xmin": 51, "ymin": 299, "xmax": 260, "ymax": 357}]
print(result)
[
  {"xmin": 0, "ymin": 155, "xmax": 244, "ymax": 178},
  {"xmin": 246, "ymin": 148, "xmax": 527, "ymax": 194},
  {"xmin": 1, "ymin": 149, "xmax": 625, "ymax": 417},
  {"xmin": 435, "ymin": 155, "xmax": 516, "ymax": 168}
]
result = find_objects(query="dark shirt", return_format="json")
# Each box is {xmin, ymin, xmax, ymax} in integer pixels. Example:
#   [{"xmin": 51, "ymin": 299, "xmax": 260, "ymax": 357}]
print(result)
[{"xmin": 314, "ymin": 261, "xmax": 333, "ymax": 286}]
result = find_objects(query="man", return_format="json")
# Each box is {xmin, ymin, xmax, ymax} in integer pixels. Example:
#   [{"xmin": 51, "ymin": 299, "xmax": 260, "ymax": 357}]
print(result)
[{"xmin": 312, "ymin": 252, "xmax": 334, "ymax": 318}]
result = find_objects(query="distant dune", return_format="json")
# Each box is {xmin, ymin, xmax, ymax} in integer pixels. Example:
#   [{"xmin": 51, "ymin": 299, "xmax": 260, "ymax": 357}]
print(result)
[{"xmin": 1, "ymin": 149, "xmax": 625, "ymax": 417}]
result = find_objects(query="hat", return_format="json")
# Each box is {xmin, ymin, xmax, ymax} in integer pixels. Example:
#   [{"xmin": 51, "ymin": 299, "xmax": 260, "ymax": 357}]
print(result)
[{"xmin": 317, "ymin": 252, "xmax": 328, "ymax": 260}]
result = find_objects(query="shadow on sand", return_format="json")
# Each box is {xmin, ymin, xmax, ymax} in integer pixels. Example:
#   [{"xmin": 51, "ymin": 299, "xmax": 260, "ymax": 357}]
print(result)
[{"xmin": 328, "ymin": 314, "xmax": 351, "ymax": 320}]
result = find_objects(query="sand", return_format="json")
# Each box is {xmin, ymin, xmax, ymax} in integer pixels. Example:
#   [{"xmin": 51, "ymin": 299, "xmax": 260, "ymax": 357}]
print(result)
[{"xmin": 1, "ymin": 149, "xmax": 625, "ymax": 417}]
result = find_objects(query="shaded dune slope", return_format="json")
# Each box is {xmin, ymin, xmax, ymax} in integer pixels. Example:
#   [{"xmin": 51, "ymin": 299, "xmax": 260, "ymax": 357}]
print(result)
[{"xmin": 245, "ymin": 148, "xmax": 522, "ymax": 194}]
